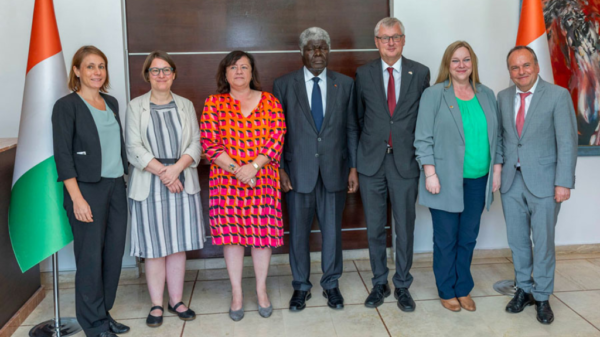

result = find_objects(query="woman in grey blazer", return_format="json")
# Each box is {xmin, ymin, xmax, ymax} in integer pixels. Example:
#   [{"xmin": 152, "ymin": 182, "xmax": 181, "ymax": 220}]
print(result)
[
  {"xmin": 125, "ymin": 51, "xmax": 204, "ymax": 327},
  {"xmin": 414, "ymin": 41, "xmax": 502, "ymax": 312}
]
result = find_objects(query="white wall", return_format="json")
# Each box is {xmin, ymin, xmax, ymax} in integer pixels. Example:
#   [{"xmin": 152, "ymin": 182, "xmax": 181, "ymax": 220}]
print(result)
[
  {"xmin": 394, "ymin": 0, "xmax": 600, "ymax": 252},
  {"xmin": 1, "ymin": 0, "xmax": 135, "ymax": 271}
]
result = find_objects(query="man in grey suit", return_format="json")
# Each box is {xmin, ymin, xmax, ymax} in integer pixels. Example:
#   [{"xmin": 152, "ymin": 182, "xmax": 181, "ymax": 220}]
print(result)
[
  {"xmin": 273, "ymin": 27, "xmax": 359, "ymax": 312},
  {"xmin": 499, "ymin": 46, "xmax": 577, "ymax": 325},
  {"xmin": 355, "ymin": 17, "xmax": 430, "ymax": 312}
]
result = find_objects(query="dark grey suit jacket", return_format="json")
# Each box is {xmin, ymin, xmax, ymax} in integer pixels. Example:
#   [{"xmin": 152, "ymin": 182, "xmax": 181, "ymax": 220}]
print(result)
[
  {"xmin": 497, "ymin": 77, "xmax": 577, "ymax": 198},
  {"xmin": 273, "ymin": 68, "xmax": 359, "ymax": 193},
  {"xmin": 355, "ymin": 57, "xmax": 430, "ymax": 178},
  {"xmin": 52, "ymin": 92, "xmax": 128, "ymax": 182}
]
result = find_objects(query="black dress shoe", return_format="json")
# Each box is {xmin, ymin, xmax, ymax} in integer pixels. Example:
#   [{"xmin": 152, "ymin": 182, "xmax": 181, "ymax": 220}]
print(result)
[
  {"xmin": 505, "ymin": 288, "xmax": 535, "ymax": 313},
  {"xmin": 289, "ymin": 290, "xmax": 311, "ymax": 311},
  {"xmin": 96, "ymin": 332, "xmax": 117, "ymax": 337},
  {"xmin": 364, "ymin": 284, "xmax": 391, "ymax": 308},
  {"xmin": 322, "ymin": 288, "xmax": 344, "ymax": 310},
  {"xmin": 535, "ymin": 300, "xmax": 554, "ymax": 324},
  {"xmin": 168, "ymin": 301, "xmax": 196, "ymax": 321},
  {"xmin": 107, "ymin": 313, "xmax": 130, "ymax": 334},
  {"xmin": 394, "ymin": 288, "xmax": 416, "ymax": 312},
  {"xmin": 146, "ymin": 305, "xmax": 164, "ymax": 327}
]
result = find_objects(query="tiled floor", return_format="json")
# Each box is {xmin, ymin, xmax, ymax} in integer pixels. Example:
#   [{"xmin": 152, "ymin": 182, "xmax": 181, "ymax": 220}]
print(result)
[{"xmin": 12, "ymin": 255, "xmax": 600, "ymax": 336}]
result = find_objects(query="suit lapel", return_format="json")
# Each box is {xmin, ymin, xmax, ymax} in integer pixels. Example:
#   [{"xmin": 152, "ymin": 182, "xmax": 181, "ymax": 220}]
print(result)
[
  {"xmin": 320, "ymin": 70, "xmax": 338, "ymax": 134},
  {"xmin": 395, "ymin": 57, "xmax": 414, "ymax": 115},
  {"xmin": 474, "ymin": 84, "xmax": 494, "ymax": 147},
  {"xmin": 294, "ymin": 69, "xmax": 318, "ymax": 133},
  {"xmin": 506, "ymin": 86, "xmax": 519, "ymax": 139},
  {"xmin": 443, "ymin": 83, "xmax": 465, "ymax": 144},
  {"xmin": 369, "ymin": 58, "xmax": 389, "ymax": 115},
  {"xmin": 520, "ymin": 77, "xmax": 546, "ymax": 138}
]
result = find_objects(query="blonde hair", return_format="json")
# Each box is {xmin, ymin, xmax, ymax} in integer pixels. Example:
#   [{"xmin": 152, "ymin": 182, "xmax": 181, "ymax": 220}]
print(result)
[{"xmin": 435, "ymin": 41, "xmax": 480, "ymax": 92}]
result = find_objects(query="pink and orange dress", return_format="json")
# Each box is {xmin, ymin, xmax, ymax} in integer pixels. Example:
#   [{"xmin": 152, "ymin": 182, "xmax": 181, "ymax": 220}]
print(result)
[{"xmin": 200, "ymin": 92, "xmax": 286, "ymax": 248}]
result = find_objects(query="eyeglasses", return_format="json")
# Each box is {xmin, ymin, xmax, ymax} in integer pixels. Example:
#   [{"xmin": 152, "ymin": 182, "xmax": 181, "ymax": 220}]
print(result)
[
  {"xmin": 148, "ymin": 67, "xmax": 173, "ymax": 76},
  {"xmin": 376, "ymin": 34, "xmax": 405, "ymax": 43}
]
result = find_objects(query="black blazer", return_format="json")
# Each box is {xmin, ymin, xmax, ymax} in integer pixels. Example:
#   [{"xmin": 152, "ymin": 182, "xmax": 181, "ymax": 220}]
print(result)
[
  {"xmin": 355, "ymin": 57, "xmax": 430, "ymax": 178},
  {"xmin": 52, "ymin": 92, "xmax": 128, "ymax": 182},
  {"xmin": 273, "ymin": 68, "xmax": 359, "ymax": 193}
]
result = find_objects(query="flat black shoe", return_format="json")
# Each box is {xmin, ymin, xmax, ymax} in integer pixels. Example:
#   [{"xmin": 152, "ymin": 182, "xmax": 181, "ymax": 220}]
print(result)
[
  {"xmin": 535, "ymin": 300, "xmax": 554, "ymax": 325},
  {"xmin": 289, "ymin": 290, "xmax": 311, "ymax": 311},
  {"xmin": 146, "ymin": 306, "xmax": 164, "ymax": 328},
  {"xmin": 96, "ymin": 331, "xmax": 117, "ymax": 337},
  {"xmin": 107, "ymin": 313, "xmax": 130, "ymax": 334},
  {"xmin": 168, "ymin": 301, "xmax": 196, "ymax": 321},
  {"xmin": 364, "ymin": 283, "xmax": 391, "ymax": 308},
  {"xmin": 506, "ymin": 288, "xmax": 534, "ymax": 313},
  {"xmin": 394, "ymin": 288, "xmax": 416, "ymax": 312},
  {"xmin": 322, "ymin": 288, "xmax": 344, "ymax": 310}
]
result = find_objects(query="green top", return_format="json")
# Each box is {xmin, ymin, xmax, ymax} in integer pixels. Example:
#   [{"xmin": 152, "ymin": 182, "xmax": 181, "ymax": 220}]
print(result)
[
  {"xmin": 79, "ymin": 95, "xmax": 124, "ymax": 178},
  {"xmin": 456, "ymin": 96, "xmax": 490, "ymax": 179}
]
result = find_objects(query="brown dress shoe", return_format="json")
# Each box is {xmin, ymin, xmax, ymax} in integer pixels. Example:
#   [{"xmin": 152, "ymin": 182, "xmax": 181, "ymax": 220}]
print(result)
[
  {"xmin": 458, "ymin": 294, "xmax": 476, "ymax": 311},
  {"xmin": 440, "ymin": 298, "xmax": 461, "ymax": 312}
]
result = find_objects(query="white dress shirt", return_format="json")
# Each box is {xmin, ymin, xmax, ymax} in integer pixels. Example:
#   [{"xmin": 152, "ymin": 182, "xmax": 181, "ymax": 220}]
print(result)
[
  {"xmin": 514, "ymin": 75, "xmax": 540, "ymax": 122},
  {"xmin": 382, "ymin": 58, "xmax": 402, "ymax": 103},
  {"xmin": 304, "ymin": 66, "xmax": 327, "ymax": 116}
]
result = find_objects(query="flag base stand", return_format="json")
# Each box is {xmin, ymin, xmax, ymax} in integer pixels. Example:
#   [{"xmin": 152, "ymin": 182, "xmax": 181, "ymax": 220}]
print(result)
[
  {"xmin": 29, "ymin": 318, "xmax": 80, "ymax": 337},
  {"xmin": 29, "ymin": 254, "xmax": 81, "ymax": 337},
  {"xmin": 493, "ymin": 279, "xmax": 517, "ymax": 296}
]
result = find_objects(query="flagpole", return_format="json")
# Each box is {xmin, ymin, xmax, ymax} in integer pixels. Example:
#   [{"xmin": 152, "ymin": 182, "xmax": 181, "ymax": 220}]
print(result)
[{"xmin": 28, "ymin": 253, "xmax": 81, "ymax": 337}]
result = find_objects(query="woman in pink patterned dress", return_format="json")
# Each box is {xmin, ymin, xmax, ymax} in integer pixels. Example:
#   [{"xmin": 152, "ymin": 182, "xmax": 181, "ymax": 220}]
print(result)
[{"xmin": 200, "ymin": 51, "xmax": 286, "ymax": 321}]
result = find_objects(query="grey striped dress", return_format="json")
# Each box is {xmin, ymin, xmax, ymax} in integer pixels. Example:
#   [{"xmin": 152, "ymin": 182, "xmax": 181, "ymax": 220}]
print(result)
[{"xmin": 129, "ymin": 101, "xmax": 205, "ymax": 258}]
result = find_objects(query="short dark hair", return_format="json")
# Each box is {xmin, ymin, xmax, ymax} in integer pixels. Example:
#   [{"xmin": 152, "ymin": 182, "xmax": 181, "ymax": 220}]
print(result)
[
  {"xmin": 216, "ymin": 51, "xmax": 262, "ymax": 94},
  {"xmin": 506, "ymin": 45, "xmax": 538, "ymax": 68},
  {"xmin": 141, "ymin": 50, "xmax": 177, "ymax": 82},
  {"xmin": 68, "ymin": 45, "xmax": 110, "ymax": 92}
]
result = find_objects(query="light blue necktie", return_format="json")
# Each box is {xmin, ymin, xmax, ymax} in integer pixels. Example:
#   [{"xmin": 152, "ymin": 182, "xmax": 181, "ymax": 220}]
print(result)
[{"xmin": 311, "ymin": 77, "xmax": 324, "ymax": 132}]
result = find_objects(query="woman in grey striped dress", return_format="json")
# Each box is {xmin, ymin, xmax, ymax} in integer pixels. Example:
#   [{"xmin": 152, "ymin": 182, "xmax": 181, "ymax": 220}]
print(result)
[{"xmin": 125, "ymin": 51, "xmax": 205, "ymax": 327}]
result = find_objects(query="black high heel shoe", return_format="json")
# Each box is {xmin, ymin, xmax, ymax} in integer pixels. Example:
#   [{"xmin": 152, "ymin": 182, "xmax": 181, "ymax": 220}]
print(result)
[{"xmin": 168, "ymin": 301, "xmax": 196, "ymax": 321}]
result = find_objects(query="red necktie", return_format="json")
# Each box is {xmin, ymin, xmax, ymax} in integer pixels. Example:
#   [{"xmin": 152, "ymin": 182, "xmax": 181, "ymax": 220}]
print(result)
[
  {"xmin": 387, "ymin": 67, "xmax": 396, "ymax": 147},
  {"xmin": 516, "ymin": 92, "xmax": 531, "ymax": 137}
]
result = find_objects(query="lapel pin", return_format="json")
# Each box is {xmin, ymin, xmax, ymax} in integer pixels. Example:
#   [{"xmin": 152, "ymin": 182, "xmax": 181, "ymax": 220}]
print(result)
[
  {"xmin": 450, "ymin": 105, "xmax": 454, "ymax": 109},
  {"xmin": 408, "ymin": 71, "xmax": 413, "ymax": 75},
  {"xmin": 334, "ymin": 84, "xmax": 337, "ymax": 87}
]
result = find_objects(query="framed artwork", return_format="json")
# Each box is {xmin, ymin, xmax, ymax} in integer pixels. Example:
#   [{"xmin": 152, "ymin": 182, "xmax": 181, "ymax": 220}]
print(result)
[{"xmin": 544, "ymin": 0, "xmax": 600, "ymax": 155}]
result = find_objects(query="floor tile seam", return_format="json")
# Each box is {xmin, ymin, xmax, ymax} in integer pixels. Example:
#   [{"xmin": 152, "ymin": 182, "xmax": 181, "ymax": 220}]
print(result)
[
  {"xmin": 353, "ymin": 260, "xmax": 391, "ymax": 337},
  {"xmin": 552, "ymin": 294, "xmax": 600, "ymax": 332},
  {"xmin": 180, "ymin": 321, "xmax": 186, "ymax": 337},
  {"xmin": 554, "ymin": 289, "xmax": 600, "ymax": 293}
]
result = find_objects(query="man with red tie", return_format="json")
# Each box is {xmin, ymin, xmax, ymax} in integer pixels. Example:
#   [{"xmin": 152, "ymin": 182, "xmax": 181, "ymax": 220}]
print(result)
[
  {"xmin": 355, "ymin": 17, "xmax": 430, "ymax": 312},
  {"xmin": 498, "ymin": 46, "xmax": 577, "ymax": 325}
]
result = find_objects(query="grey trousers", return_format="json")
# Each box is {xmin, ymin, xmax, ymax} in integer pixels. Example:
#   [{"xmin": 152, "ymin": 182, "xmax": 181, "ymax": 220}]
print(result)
[
  {"xmin": 287, "ymin": 174, "xmax": 347, "ymax": 291},
  {"xmin": 501, "ymin": 171, "xmax": 561, "ymax": 301},
  {"xmin": 359, "ymin": 153, "xmax": 418, "ymax": 289}
]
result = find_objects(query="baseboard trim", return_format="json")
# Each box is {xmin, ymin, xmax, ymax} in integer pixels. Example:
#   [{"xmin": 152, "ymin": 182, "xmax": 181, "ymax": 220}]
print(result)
[{"xmin": 0, "ymin": 286, "xmax": 45, "ymax": 337}]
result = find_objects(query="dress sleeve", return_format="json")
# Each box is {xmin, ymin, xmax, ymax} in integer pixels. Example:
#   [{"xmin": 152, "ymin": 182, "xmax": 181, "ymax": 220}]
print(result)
[
  {"xmin": 200, "ymin": 96, "xmax": 225, "ymax": 162},
  {"xmin": 259, "ymin": 95, "xmax": 286, "ymax": 167}
]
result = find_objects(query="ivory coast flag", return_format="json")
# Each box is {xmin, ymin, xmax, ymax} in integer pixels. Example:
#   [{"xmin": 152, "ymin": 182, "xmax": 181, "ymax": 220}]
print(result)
[
  {"xmin": 516, "ymin": 0, "xmax": 554, "ymax": 83},
  {"xmin": 9, "ymin": 0, "xmax": 72, "ymax": 272}
]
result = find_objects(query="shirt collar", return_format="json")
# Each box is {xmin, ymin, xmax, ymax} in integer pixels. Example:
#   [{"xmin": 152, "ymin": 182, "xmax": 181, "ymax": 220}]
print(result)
[
  {"xmin": 516, "ymin": 75, "xmax": 540, "ymax": 95},
  {"xmin": 381, "ymin": 57, "xmax": 402, "ymax": 73},
  {"xmin": 304, "ymin": 66, "xmax": 327, "ymax": 83}
]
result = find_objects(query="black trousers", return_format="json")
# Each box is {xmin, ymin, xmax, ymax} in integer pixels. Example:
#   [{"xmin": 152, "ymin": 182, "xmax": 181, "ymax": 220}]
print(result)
[
  {"xmin": 287, "ymin": 174, "xmax": 347, "ymax": 291},
  {"xmin": 63, "ymin": 177, "xmax": 127, "ymax": 337},
  {"xmin": 359, "ymin": 152, "xmax": 418, "ymax": 289}
]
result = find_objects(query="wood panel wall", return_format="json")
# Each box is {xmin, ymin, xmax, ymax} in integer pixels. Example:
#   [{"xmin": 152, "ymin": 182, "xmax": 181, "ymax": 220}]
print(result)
[
  {"xmin": 0, "ymin": 144, "xmax": 41, "ymax": 328},
  {"xmin": 125, "ymin": 0, "xmax": 391, "ymax": 258}
]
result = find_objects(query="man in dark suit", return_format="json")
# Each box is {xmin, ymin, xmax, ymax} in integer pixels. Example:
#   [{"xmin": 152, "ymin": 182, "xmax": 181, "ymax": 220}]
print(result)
[
  {"xmin": 273, "ymin": 27, "xmax": 359, "ymax": 312},
  {"xmin": 355, "ymin": 17, "xmax": 430, "ymax": 312}
]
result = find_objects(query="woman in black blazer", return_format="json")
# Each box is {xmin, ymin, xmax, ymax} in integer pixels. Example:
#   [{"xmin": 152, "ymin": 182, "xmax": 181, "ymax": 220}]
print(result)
[{"xmin": 52, "ymin": 46, "xmax": 129, "ymax": 337}]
